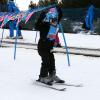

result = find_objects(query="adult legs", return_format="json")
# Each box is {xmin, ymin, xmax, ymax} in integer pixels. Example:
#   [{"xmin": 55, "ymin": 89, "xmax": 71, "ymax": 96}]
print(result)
[{"xmin": 9, "ymin": 21, "xmax": 14, "ymax": 37}]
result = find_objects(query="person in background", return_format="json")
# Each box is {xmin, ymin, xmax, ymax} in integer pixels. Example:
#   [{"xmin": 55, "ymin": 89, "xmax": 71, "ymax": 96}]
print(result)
[
  {"xmin": 82, "ymin": 5, "xmax": 94, "ymax": 34},
  {"xmin": 35, "ymin": 6, "xmax": 65, "ymax": 85},
  {"xmin": 6, "ymin": 0, "xmax": 23, "ymax": 39}
]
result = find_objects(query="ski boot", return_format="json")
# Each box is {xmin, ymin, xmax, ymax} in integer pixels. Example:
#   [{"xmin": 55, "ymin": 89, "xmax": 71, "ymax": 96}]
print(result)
[
  {"xmin": 37, "ymin": 76, "xmax": 53, "ymax": 85},
  {"xmin": 49, "ymin": 71, "xmax": 65, "ymax": 83}
]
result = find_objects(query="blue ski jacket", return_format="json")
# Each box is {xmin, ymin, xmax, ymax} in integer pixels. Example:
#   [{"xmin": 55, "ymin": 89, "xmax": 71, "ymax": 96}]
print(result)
[{"xmin": 7, "ymin": 1, "xmax": 20, "ymax": 13}]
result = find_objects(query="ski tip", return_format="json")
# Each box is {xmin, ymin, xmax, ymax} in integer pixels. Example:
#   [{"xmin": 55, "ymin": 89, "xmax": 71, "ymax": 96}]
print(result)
[{"xmin": 59, "ymin": 88, "xmax": 66, "ymax": 91}]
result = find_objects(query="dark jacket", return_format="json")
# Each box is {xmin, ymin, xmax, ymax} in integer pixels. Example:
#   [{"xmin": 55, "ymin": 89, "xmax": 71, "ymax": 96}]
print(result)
[
  {"xmin": 35, "ymin": 11, "xmax": 50, "ymax": 40},
  {"xmin": 35, "ymin": 11, "xmax": 54, "ymax": 51},
  {"xmin": 35, "ymin": 5, "xmax": 63, "ymax": 51}
]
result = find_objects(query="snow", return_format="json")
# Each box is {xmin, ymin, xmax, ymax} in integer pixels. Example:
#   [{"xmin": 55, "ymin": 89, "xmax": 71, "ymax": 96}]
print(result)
[
  {"xmin": 1, "ymin": 29, "xmax": 100, "ymax": 49},
  {"xmin": 0, "ymin": 29, "xmax": 100, "ymax": 100}
]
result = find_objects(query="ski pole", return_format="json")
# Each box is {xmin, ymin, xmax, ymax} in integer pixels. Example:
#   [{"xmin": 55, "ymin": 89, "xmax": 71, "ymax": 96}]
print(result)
[
  {"xmin": 0, "ymin": 28, "xmax": 4, "ymax": 47},
  {"xmin": 14, "ymin": 24, "xmax": 18, "ymax": 60},
  {"xmin": 59, "ymin": 22, "xmax": 70, "ymax": 66}
]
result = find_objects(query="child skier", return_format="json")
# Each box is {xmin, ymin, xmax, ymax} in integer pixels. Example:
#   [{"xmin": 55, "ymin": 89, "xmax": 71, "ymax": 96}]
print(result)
[{"xmin": 35, "ymin": 6, "xmax": 65, "ymax": 85}]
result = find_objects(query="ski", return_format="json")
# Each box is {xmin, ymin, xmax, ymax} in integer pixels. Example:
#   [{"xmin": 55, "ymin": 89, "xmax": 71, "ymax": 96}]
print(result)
[
  {"xmin": 35, "ymin": 80, "xmax": 66, "ymax": 91},
  {"xmin": 54, "ymin": 82, "xmax": 83, "ymax": 87}
]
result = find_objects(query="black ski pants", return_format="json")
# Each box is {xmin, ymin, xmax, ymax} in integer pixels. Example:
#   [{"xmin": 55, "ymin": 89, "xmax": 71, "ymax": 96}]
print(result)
[{"xmin": 38, "ymin": 39, "xmax": 56, "ymax": 77}]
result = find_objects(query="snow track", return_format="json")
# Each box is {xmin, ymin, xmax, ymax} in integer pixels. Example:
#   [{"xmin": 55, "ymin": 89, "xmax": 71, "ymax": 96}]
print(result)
[{"xmin": 1, "ymin": 39, "xmax": 100, "ymax": 57}]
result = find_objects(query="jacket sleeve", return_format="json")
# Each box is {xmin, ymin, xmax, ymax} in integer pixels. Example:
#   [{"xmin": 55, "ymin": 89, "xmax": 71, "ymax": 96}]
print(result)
[
  {"xmin": 56, "ymin": 6, "xmax": 63, "ymax": 23},
  {"xmin": 35, "ymin": 11, "xmax": 46, "ymax": 30}
]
